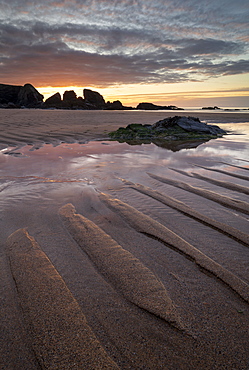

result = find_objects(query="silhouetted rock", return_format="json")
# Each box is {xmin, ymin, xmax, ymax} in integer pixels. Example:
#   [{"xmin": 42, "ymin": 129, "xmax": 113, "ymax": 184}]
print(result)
[
  {"xmin": 83, "ymin": 89, "xmax": 106, "ymax": 109},
  {"xmin": 63, "ymin": 90, "xmax": 77, "ymax": 102},
  {"xmin": 105, "ymin": 100, "xmax": 133, "ymax": 110},
  {"xmin": 106, "ymin": 100, "xmax": 123, "ymax": 110},
  {"xmin": 202, "ymin": 106, "xmax": 220, "ymax": 110},
  {"xmin": 0, "ymin": 83, "xmax": 43, "ymax": 108},
  {"xmin": 61, "ymin": 90, "xmax": 83, "ymax": 109},
  {"xmin": 0, "ymin": 84, "xmax": 21, "ymax": 106},
  {"xmin": 136, "ymin": 102, "xmax": 183, "ymax": 110},
  {"xmin": 17, "ymin": 84, "xmax": 44, "ymax": 107},
  {"xmin": 44, "ymin": 92, "xmax": 62, "ymax": 107}
]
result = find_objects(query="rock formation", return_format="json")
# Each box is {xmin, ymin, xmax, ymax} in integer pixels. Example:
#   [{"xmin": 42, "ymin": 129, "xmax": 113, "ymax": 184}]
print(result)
[
  {"xmin": 44, "ymin": 90, "xmax": 91, "ymax": 109},
  {"xmin": 44, "ymin": 92, "xmax": 62, "ymax": 107},
  {"xmin": 62, "ymin": 90, "xmax": 81, "ymax": 108},
  {"xmin": 0, "ymin": 83, "xmax": 43, "ymax": 108},
  {"xmin": 136, "ymin": 102, "xmax": 183, "ymax": 110},
  {"xmin": 17, "ymin": 84, "xmax": 44, "ymax": 107},
  {"xmin": 109, "ymin": 116, "xmax": 226, "ymax": 147},
  {"xmin": 83, "ymin": 89, "xmax": 106, "ymax": 109},
  {"xmin": 105, "ymin": 100, "xmax": 133, "ymax": 110},
  {"xmin": 63, "ymin": 90, "xmax": 77, "ymax": 102},
  {"xmin": 202, "ymin": 106, "xmax": 220, "ymax": 110},
  {"xmin": 0, "ymin": 83, "xmax": 216, "ymax": 112},
  {"xmin": 0, "ymin": 84, "xmax": 21, "ymax": 106},
  {"xmin": 153, "ymin": 116, "xmax": 226, "ymax": 135}
]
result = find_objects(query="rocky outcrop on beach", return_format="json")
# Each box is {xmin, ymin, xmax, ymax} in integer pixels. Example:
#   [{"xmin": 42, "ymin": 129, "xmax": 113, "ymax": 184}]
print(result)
[
  {"xmin": 44, "ymin": 90, "xmax": 88, "ymax": 109},
  {"xmin": 202, "ymin": 106, "xmax": 220, "ymax": 110},
  {"xmin": 0, "ymin": 83, "xmax": 185, "ymax": 110},
  {"xmin": 0, "ymin": 83, "xmax": 43, "ymax": 108},
  {"xmin": 109, "ymin": 116, "xmax": 226, "ymax": 146},
  {"xmin": 83, "ymin": 88, "xmax": 106, "ymax": 109},
  {"xmin": 63, "ymin": 90, "xmax": 77, "ymax": 102},
  {"xmin": 155, "ymin": 116, "xmax": 226, "ymax": 135},
  {"xmin": 105, "ymin": 100, "xmax": 133, "ymax": 110},
  {"xmin": 136, "ymin": 102, "xmax": 184, "ymax": 110},
  {"xmin": 44, "ymin": 92, "xmax": 62, "ymax": 107},
  {"xmin": 43, "ymin": 89, "xmax": 134, "ymax": 110},
  {"xmin": 43, "ymin": 89, "xmax": 132, "ymax": 110},
  {"xmin": 62, "ymin": 90, "xmax": 86, "ymax": 109}
]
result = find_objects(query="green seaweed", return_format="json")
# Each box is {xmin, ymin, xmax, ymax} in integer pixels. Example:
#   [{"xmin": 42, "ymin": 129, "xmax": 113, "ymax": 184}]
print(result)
[{"xmin": 109, "ymin": 124, "xmax": 218, "ymax": 141}]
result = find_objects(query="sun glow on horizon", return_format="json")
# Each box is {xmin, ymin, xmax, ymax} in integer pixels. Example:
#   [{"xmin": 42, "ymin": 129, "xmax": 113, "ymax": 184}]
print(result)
[{"xmin": 38, "ymin": 73, "xmax": 249, "ymax": 108}]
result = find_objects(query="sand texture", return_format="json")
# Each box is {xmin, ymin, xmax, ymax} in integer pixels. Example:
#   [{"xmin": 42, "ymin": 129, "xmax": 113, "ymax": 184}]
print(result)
[
  {"xmin": 99, "ymin": 192, "xmax": 249, "ymax": 303},
  {"xmin": 59, "ymin": 203, "xmax": 182, "ymax": 329},
  {"xmin": 148, "ymin": 172, "xmax": 249, "ymax": 215},
  {"xmin": 0, "ymin": 108, "xmax": 248, "ymax": 149},
  {"xmin": 6, "ymin": 228, "xmax": 119, "ymax": 369},
  {"xmin": 1, "ymin": 110, "xmax": 249, "ymax": 369}
]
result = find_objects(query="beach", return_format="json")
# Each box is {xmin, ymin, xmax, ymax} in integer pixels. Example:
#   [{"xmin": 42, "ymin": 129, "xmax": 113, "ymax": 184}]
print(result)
[{"xmin": 0, "ymin": 109, "xmax": 249, "ymax": 369}]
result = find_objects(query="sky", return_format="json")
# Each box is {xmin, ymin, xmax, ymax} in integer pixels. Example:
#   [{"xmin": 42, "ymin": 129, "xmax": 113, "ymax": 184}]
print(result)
[{"xmin": 0, "ymin": 0, "xmax": 249, "ymax": 107}]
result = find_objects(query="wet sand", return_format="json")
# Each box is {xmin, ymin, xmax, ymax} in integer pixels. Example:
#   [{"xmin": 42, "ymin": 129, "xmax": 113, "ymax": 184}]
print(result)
[
  {"xmin": 0, "ymin": 108, "xmax": 249, "ymax": 148},
  {"xmin": 0, "ymin": 109, "xmax": 249, "ymax": 369}
]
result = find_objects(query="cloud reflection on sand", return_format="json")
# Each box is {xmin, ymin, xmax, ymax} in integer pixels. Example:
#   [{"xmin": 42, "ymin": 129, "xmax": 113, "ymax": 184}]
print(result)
[{"xmin": 1, "ymin": 135, "xmax": 248, "ymax": 182}]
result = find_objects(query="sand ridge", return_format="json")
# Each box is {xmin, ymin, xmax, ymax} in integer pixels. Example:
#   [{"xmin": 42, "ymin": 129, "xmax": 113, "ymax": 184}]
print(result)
[
  {"xmin": 59, "ymin": 203, "xmax": 183, "ymax": 329},
  {"xmin": 119, "ymin": 178, "xmax": 249, "ymax": 247},
  {"xmin": 99, "ymin": 192, "xmax": 249, "ymax": 303},
  {"xmin": 6, "ymin": 228, "xmax": 120, "ymax": 369},
  {"xmin": 148, "ymin": 172, "xmax": 249, "ymax": 215}
]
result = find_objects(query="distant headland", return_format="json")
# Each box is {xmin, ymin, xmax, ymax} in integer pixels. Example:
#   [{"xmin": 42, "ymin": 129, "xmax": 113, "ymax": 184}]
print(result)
[{"xmin": 0, "ymin": 83, "xmax": 183, "ymax": 111}]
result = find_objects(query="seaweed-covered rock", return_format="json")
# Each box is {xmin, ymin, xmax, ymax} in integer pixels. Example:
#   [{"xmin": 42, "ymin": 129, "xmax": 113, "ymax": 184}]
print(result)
[
  {"xmin": 109, "ymin": 116, "xmax": 226, "ymax": 144},
  {"xmin": 153, "ymin": 116, "xmax": 226, "ymax": 135}
]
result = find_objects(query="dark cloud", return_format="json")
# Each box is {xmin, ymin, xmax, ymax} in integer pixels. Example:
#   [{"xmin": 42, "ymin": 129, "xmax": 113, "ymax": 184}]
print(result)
[
  {"xmin": 179, "ymin": 39, "xmax": 244, "ymax": 56},
  {"xmin": 0, "ymin": 0, "xmax": 248, "ymax": 87}
]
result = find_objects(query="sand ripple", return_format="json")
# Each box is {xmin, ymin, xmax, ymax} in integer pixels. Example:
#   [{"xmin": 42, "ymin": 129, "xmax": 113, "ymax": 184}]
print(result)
[
  {"xmin": 120, "ymin": 178, "xmax": 249, "ymax": 247},
  {"xmin": 192, "ymin": 164, "xmax": 249, "ymax": 181},
  {"xmin": 6, "ymin": 228, "xmax": 119, "ymax": 370},
  {"xmin": 148, "ymin": 172, "xmax": 249, "ymax": 215},
  {"xmin": 190, "ymin": 172, "xmax": 249, "ymax": 195},
  {"xmin": 99, "ymin": 192, "xmax": 249, "ymax": 303},
  {"xmin": 59, "ymin": 203, "xmax": 182, "ymax": 329}
]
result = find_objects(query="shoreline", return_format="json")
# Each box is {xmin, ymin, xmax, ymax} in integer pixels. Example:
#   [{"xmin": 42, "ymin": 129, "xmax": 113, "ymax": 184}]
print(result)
[{"xmin": 0, "ymin": 109, "xmax": 248, "ymax": 149}]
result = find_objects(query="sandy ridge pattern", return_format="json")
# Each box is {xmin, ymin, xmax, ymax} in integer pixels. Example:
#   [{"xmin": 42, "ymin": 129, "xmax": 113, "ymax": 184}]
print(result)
[
  {"xmin": 58, "ymin": 203, "xmax": 182, "ymax": 329},
  {"xmin": 6, "ymin": 228, "xmax": 119, "ymax": 370},
  {"xmin": 119, "ymin": 178, "xmax": 249, "ymax": 247},
  {"xmin": 192, "ymin": 164, "xmax": 249, "ymax": 181},
  {"xmin": 148, "ymin": 172, "xmax": 249, "ymax": 215},
  {"xmin": 219, "ymin": 161, "xmax": 249, "ymax": 171},
  {"xmin": 99, "ymin": 192, "xmax": 249, "ymax": 303},
  {"xmin": 189, "ymin": 172, "xmax": 249, "ymax": 195}
]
